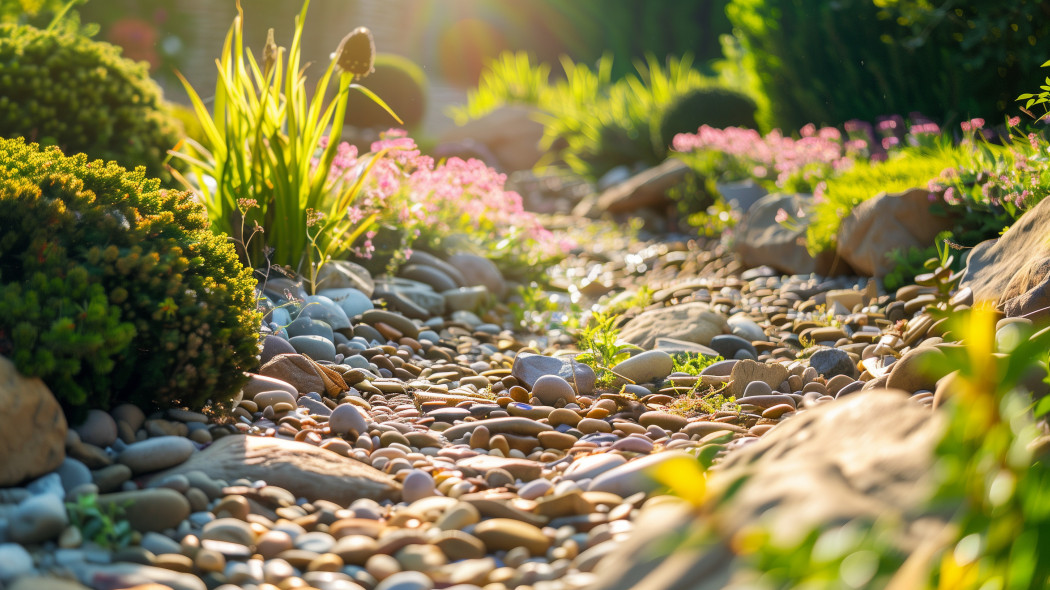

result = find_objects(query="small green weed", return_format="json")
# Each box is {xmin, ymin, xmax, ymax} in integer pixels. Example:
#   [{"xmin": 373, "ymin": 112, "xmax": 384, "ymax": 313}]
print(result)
[
  {"xmin": 66, "ymin": 493, "xmax": 133, "ymax": 550},
  {"xmin": 671, "ymin": 352, "xmax": 722, "ymax": 376},
  {"xmin": 575, "ymin": 311, "xmax": 640, "ymax": 386}
]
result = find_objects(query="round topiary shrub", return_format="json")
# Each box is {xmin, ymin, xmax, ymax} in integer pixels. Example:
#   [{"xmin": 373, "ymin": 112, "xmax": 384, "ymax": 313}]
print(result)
[
  {"xmin": 345, "ymin": 53, "xmax": 428, "ymax": 131},
  {"xmin": 0, "ymin": 137, "xmax": 261, "ymax": 419},
  {"xmin": 653, "ymin": 86, "xmax": 758, "ymax": 156},
  {"xmin": 0, "ymin": 23, "xmax": 181, "ymax": 183}
]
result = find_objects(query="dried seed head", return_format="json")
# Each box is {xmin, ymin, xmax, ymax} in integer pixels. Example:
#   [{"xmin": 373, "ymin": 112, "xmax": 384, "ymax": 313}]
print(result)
[
  {"xmin": 263, "ymin": 28, "xmax": 279, "ymax": 75},
  {"xmin": 335, "ymin": 26, "xmax": 375, "ymax": 78}
]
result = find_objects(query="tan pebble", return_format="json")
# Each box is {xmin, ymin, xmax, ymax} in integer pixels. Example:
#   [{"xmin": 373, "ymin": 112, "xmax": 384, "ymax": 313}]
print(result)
[
  {"xmin": 254, "ymin": 390, "xmax": 297, "ymax": 409},
  {"xmin": 495, "ymin": 396, "xmax": 514, "ymax": 407},
  {"xmin": 380, "ymin": 431, "xmax": 411, "ymax": 448},
  {"xmin": 474, "ymin": 518, "xmax": 551, "ymax": 556},
  {"xmin": 489, "ymin": 434, "xmax": 511, "ymax": 456},
  {"xmin": 761, "ymin": 404, "xmax": 796, "ymax": 419},
  {"xmin": 214, "ymin": 495, "xmax": 251, "ymax": 521},
  {"xmin": 750, "ymin": 424, "xmax": 776, "ymax": 436},
  {"xmin": 537, "ymin": 431, "xmax": 577, "ymax": 451},
  {"xmin": 586, "ymin": 407, "xmax": 611, "ymax": 419},
  {"xmin": 185, "ymin": 488, "xmax": 209, "ymax": 513},
  {"xmin": 639, "ymin": 411, "xmax": 688, "ymax": 432},
  {"xmin": 469, "ymin": 425, "xmax": 490, "ymax": 450},
  {"xmin": 508, "ymin": 385, "xmax": 530, "ymax": 403},
  {"xmin": 307, "ymin": 552, "xmax": 344, "ymax": 572},
  {"xmin": 577, "ymin": 418, "xmax": 612, "ymax": 434},
  {"xmin": 396, "ymin": 543, "xmax": 447, "ymax": 571},
  {"xmin": 271, "ymin": 401, "xmax": 296, "ymax": 414},
  {"xmin": 503, "ymin": 545, "xmax": 531, "ymax": 567},
  {"xmin": 153, "ymin": 553, "xmax": 194, "ymax": 573},
  {"xmin": 365, "ymin": 552, "xmax": 402, "ymax": 580},
  {"xmin": 320, "ymin": 438, "xmax": 352, "ymax": 457},
  {"xmin": 195, "ymin": 548, "xmax": 226, "ymax": 573},
  {"xmin": 331, "ymin": 534, "xmax": 379, "ymax": 565},
  {"xmin": 801, "ymin": 382, "xmax": 827, "ymax": 395},
  {"xmin": 58, "ymin": 525, "xmax": 82, "ymax": 548},
  {"xmin": 433, "ymin": 530, "xmax": 486, "ymax": 560},
  {"xmin": 786, "ymin": 374, "xmax": 803, "ymax": 391},
  {"xmin": 548, "ymin": 408, "xmax": 581, "ymax": 428},
  {"xmin": 594, "ymin": 399, "xmax": 618, "ymax": 412},
  {"xmin": 611, "ymin": 421, "xmax": 647, "ymax": 435},
  {"xmin": 179, "ymin": 534, "xmax": 200, "ymax": 559},
  {"xmin": 189, "ymin": 429, "xmax": 212, "ymax": 444}
]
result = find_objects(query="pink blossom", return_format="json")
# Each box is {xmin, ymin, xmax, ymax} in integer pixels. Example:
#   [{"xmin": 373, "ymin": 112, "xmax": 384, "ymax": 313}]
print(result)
[
  {"xmin": 1008, "ymin": 116, "xmax": 1021, "ymax": 127},
  {"xmin": 775, "ymin": 208, "xmax": 789, "ymax": 223}
]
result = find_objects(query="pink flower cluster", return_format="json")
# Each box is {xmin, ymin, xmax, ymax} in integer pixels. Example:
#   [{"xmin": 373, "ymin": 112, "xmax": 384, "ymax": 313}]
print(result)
[
  {"xmin": 322, "ymin": 130, "xmax": 572, "ymax": 262},
  {"xmin": 672, "ymin": 124, "xmax": 858, "ymax": 192}
]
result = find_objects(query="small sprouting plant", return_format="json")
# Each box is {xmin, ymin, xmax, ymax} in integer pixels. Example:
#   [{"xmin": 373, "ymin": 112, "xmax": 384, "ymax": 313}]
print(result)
[
  {"xmin": 671, "ymin": 352, "xmax": 723, "ymax": 376},
  {"xmin": 510, "ymin": 282, "xmax": 560, "ymax": 333},
  {"xmin": 668, "ymin": 387, "xmax": 738, "ymax": 417},
  {"xmin": 575, "ymin": 312, "xmax": 640, "ymax": 386},
  {"xmin": 66, "ymin": 493, "xmax": 133, "ymax": 550},
  {"xmin": 913, "ymin": 234, "xmax": 965, "ymax": 314},
  {"xmin": 601, "ymin": 285, "xmax": 655, "ymax": 317}
]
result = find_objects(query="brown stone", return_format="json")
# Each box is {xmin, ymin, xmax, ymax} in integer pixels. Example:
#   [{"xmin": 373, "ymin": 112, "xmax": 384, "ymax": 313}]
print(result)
[
  {"xmin": 618, "ymin": 302, "xmax": 729, "ymax": 350},
  {"xmin": 0, "ymin": 355, "xmax": 67, "ymax": 486},
  {"xmin": 258, "ymin": 354, "xmax": 348, "ymax": 396}
]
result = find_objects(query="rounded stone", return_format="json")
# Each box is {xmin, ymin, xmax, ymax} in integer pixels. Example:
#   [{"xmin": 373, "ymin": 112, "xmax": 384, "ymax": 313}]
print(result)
[
  {"xmin": 375, "ymin": 570, "xmax": 435, "ymax": 590},
  {"xmin": 318, "ymin": 288, "xmax": 375, "ymax": 320},
  {"xmin": 75, "ymin": 409, "xmax": 118, "ymax": 448},
  {"xmin": 96, "ymin": 488, "xmax": 191, "ymax": 533},
  {"xmin": 111, "ymin": 404, "xmax": 146, "ymax": 432},
  {"xmin": 329, "ymin": 404, "xmax": 369, "ymax": 437},
  {"xmin": 708, "ymin": 334, "xmax": 758, "ymax": 361},
  {"xmin": 0, "ymin": 543, "xmax": 34, "ymax": 582},
  {"xmin": 808, "ymin": 348, "xmax": 858, "ymax": 379},
  {"xmin": 202, "ymin": 517, "xmax": 256, "ymax": 547},
  {"xmin": 261, "ymin": 335, "xmax": 297, "ymax": 365},
  {"xmin": 473, "ymin": 518, "xmax": 550, "ymax": 555},
  {"xmin": 548, "ymin": 408, "xmax": 581, "ymax": 428},
  {"xmin": 611, "ymin": 350, "xmax": 674, "ymax": 385},
  {"xmin": 401, "ymin": 469, "xmax": 435, "ymax": 504},
  {"xmin": 117, "ymin": 436, "xmax": 196, "ymax": 475},
  {"xmin": 435, "ymin": 502, "xmax": 481, "ymax": 531},
  {"xmin": 289, "ymin": 335, "xmax": 338, "ymax": 363},
  {"xmin": 741, "ymin": 380, "xmax": 774, "ymax": 398},
  {"xmin": 299, "ymin": 295, "xmax": 352, "ymax": 331},
  {"xmin": 7, "ymin": 494, "xmax": 68, "ymax": 544},
  {"xmin": 638, "ymin": 411, "xmax": 687, "ymax": 432}
]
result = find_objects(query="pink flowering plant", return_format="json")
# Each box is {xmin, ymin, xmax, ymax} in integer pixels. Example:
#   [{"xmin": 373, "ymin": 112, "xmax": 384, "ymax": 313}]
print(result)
[
  {"xmin": 169, "ymin": 0, "xmax": 399, "ymax": 291},
  {"xmin": 671, "ymin": 124, "xmax": 863, "ymax": 196},
  {"xmin": 325, "ymin": 131, "xmax": 573, "ymax": 279},
  {"xmin": 925, "ymin": 116, "xmax": 1050, "ymax": 243}
]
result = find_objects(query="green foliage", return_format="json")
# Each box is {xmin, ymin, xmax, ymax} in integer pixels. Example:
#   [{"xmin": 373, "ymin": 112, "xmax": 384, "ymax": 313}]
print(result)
[
  {"xmin": 599, "ymin": 285, "xmax": 655, "ymax": 317},
  {"xmin": 0, "ymin": 0, "xmax": 80, "ymax": 26},
  {"xmin": 541, "ymin": 54, "xmax": 715, "ymax": 180},
  {"xmin": 0, "ymin": 137, "xmax": 260, "ymax": 419},
  {"xmin": 912, "ymin": 236, "xmax": 965, "ymax": 314},
  {"xmin": 805, "ymin": 149, "xmax": 960, "ymax": 255},
  {"xmin": 575, "ymin": 312, "xmax": 640, "ymax": 386},
  {"xmin": 66, "ymin": 493, "xmax": 133, "ymax": 550},
  {"xmin": 170, "ymin": 0, "xmax": 398, "ymax": 284},
  {"xmin": 724, "ymin": 0, "xmax": 1050, "ymax": 130},
  {"xmin": 671, "ymin": 352, "xmax": 723, "ymax": 376},
  {"xmin": 652, "ymin": 86, "xmax": 757, "ymax": 158},
  {"xmin": 449, "ymin": 51, "xmax": 550, "ymax": 125},
  {"xmin": 883, "ymin": 242, "xmax": 940, "ymax": 292},
  {"xmin": 453, "ymin": 51, "xmax": 719, "ymax": 182},
  {"xmin": 509, "ymin": 282, "xmax": 561, "ymax": 334},
  {"xmin": 345, "ymin": 53, "xmax": 428, "ymax": 132},
  {"xmin": 1017, "ymin": 60, "xmax": 1050, "ymax": 122},
  {"xmin": 0, "ymin": 21, "xmax": 181, "ymax": 183}
]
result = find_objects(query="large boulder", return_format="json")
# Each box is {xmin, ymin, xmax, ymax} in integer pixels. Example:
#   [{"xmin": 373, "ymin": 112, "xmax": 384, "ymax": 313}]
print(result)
[
  {"xmin": 575, "ymin": 159, "xmax": 695, "ymax": 218},
  {"xmin": 436, "ymin": 105, "xmax": 545, "ymax": 172},
  {"xmin": 0, "ymin": 355, "xmax": 67, "ymax": 486},
  {"xmin": 836, "ymin": 188, "xmax": 956, "ymax": 278},
  {"xmin": 618, "ymin": 303, "xmax": 729, "ymax": 350},
  {"xmin": 589, "ymin": 390, "xmax": 946, "ymax": 590},
  {"xmin": 151, "ymin": 435, "xmax": 400, "ymax": 504},
  {"xmin": 960, "ymin": 194, "xmax": 1050, "ymax": 323},
  {"xmin": 734, "ymin": 193, "xmax": 844, "ymax": 276}
]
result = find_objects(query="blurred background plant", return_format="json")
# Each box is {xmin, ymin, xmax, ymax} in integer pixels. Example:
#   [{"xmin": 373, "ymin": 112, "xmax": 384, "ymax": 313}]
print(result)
[{"xmin": 0, "ymin": 8, "xmax": 183, "ymax": 183}]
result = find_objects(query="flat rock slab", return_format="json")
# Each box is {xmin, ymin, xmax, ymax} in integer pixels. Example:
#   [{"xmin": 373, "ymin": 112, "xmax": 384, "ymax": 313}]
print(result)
[
  {"xmin": 150, "ymin": 435, "xmax": 400, "ymax": 504},
  {"xmin": 710, "ymin": 389, "xmax": 944, "ymax": 542},
  {"xmin": 619, "ymin": 302, "xmax": 729, "ymax": 350},
  {"xmin": 961, "ymin": 193, "xmax": 1050, "ymax": 322}
]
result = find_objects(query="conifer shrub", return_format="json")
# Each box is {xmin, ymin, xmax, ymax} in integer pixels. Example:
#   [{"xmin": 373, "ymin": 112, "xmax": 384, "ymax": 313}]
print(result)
[
  {"xmin": 653, "ymin": 86, "xmax": 757, "ymax": 157},
  {"xmin": 0, "ymin": 138, "xmax": 260, "ymax": 419},
  {"xmin": 0, "ymin": 23, "xmax": 181, "ymax": 182}
]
